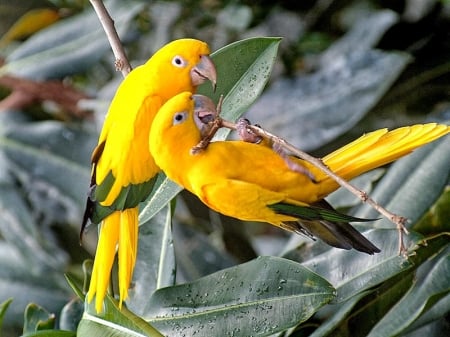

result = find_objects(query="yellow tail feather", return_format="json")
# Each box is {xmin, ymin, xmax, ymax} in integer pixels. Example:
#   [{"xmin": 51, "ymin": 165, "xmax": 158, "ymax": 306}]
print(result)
[
  {"xmin": 87, "ymin": 207, "xmax": 138, "ymax": 313},
  {"xmin": 323, "ymin": 123, "xmax": 449, "ymax": 182},
  {"xmin": 88, "ymin": 211, "xmax": 120, "ymax": 313},
  {"xmin": 118, "ymin": 208, "xmax": 139, "ymax": 308}
]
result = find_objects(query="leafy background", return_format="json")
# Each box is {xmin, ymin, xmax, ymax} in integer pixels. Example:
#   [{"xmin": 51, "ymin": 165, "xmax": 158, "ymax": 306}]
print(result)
[{"xmin": 0, "ymin": 0, "xmax": 449, "ymax": 336}]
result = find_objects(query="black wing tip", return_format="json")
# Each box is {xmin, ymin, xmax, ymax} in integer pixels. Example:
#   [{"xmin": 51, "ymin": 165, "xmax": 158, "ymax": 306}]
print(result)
[
  {"xmin": 354, "ymin": 243, "xmax": 381, "ymax": 255},
  {"xmin": 80, "ymin": 197, "xmax": 94, "ymax": 243},
  {"xmin": 326, "ymin": 235, "xmax": 381, "ymax": 255}
]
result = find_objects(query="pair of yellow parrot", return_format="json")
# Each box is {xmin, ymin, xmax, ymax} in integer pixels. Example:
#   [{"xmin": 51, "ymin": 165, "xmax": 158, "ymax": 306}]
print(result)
[{"xmin": 82, "ymin": 39, "xmax": 449, "ymax": 313}]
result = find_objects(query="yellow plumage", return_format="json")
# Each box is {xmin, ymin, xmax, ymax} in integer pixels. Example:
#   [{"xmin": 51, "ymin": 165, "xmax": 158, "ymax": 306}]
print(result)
[
  {"xmin": 150, "ymin": 92, "xmax": 449, "ymax": 254},
  {"xmin": 82, "ymin": 39, "xmax": 217, "ymax": 312}
]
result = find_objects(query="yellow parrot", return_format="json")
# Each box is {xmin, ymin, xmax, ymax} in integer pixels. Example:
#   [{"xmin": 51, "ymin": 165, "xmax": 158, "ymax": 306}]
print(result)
[
  {"xmin": 150, "ymin": 92, "xmax": 449, "ymax": 255},
  {"xmin": 81, "ymin": 39, "xmax": 217, "ymax": 313}
]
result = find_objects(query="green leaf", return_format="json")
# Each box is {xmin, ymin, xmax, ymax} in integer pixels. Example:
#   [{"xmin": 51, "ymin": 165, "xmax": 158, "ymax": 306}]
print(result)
[
  {"xmin": 0, "ymin": 121, "xmax": 95, "ymax": 226},
  {"xmin": 145, "ymin": 256, "xmax": 335, "ymax": 337},
  {"xmin": 337, "ymin": 268, "xmax": 416, "ymax": 337},
  {"xmin": 138, "ymin": 173, "xmax": 181, "ymax": 228},
  {"xmin": 23, "ymin": 303, "xmax": 55, "ymax": 332},
  {"xmin": 155, "ymin": 203, "xmax": 176, "ymax": 290},
  {"xmin": 139, "ymin": 37, "xmax": 281, "ymax": 225},
  {"xmin": 299, "ymin": 229, "xmax": 419, "ymax": 303},
  {"xmin": 173, "ymin": 219, "xmax": 237, "ymax": 281},
  {"xmin": 1, "ymin": 0, "xmax": 144, "ymax": 79},
  {"xmin": 0, "ymin": 298, "xmax": 13, "ymax": 329},
  {"xmin": 298, "ymin": 235, "xmax": 450, "ymax": 336},
  {"xmin": 0, "ymin": 241, "xmax": 70, "ymax": 327},
  {"xmin": 127, "ymin": 205, "xmax": 176, "ymax": 316},
  {"xmin": 64, "ymin": 273, "xmax": 85, "ymax": 302},
  {"xmin": 199, "ymin": 36, "xmax": 282, "ymax": 139},
  {"xmin": 22, "ymin": 331, "xmax": 76, "ymax": 337},
  {"xmin": 404, "ymin": 291, "xmax": 450, "ymax": 334},
  {"xmin": 414, "ymin": 186, "xmax": 450, "ymax": 235},
  {"xmin": 59, "ymin": 298, "xmax": 84, "ymax": 332},
  {"xmin": 366, "ymin": 248, "xmax": 450, "ymax": 336},
  {"xmin": 244, "ymin": 49, "xmax": 411, "ymax": 151},
  {"xmin": 307, "ymin": 291, "xmax": 372, "ymax": 337},
  {"xmin": 78, "ymin": 295, "xmax": 163, "ymax": 337}
]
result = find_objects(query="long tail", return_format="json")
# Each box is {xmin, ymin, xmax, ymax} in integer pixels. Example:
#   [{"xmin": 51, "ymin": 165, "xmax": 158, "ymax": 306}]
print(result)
[
  {"xmin": 88, "ymin": 207, "xmax": 138, "ymax": 313},
  {"xmin": 322, "ymin": 123, "xmax": 449, "ymax": 187},
  {"xmin": 272, "ymin": 123, "xmax": 448, "ymax": 254}
]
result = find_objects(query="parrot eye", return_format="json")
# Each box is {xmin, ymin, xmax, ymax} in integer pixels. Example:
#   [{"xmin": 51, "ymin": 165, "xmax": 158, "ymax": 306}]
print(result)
[
  {"xmin": 172, "ymin": 55, "xmax": 187, "ymax": 68},
  {"xmin": 173, "ymin": 111, "xmax": 188, "ymax": 125}
]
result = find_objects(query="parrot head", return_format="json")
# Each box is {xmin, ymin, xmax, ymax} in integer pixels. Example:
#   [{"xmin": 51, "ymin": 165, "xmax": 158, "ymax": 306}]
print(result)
[
  {"xmin": 146, "ymin": 39, "xmax": 217, "ymax": 100},
  {"xmin": 150, "ymin": 92, "xmax": 219, "ymax": 158}
]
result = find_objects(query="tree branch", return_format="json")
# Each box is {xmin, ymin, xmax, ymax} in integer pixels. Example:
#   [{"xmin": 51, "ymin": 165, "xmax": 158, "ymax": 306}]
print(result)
[{"xmin": 90, "ymin": 0, "xmax": 132, "ymax": 77}]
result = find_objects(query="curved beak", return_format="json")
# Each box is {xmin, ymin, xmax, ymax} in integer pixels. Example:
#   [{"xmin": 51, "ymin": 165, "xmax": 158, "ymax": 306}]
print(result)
[
  {"xmin": 191, "ymin": 55, "xmax": 217, "ymax": 91},
  {"xmin": 193, "ymin": 94, "xmax": 217, "ymax": 136}
]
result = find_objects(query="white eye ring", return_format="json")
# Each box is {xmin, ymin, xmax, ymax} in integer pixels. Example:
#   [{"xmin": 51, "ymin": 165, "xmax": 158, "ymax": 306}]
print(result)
[
  {"xmin": 173, "ymin": 111, "xmax": 188, "ymax": 125},
  {"xmin": 172, "ymin": 55, "xmax": 187, "ymax": 68}
]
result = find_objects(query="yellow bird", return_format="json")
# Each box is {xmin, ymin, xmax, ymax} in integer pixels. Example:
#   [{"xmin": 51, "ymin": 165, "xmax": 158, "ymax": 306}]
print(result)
[
  {"xmin": 150, "ymin": 92, "xmax": 449, "ymax": 255},
  {"xmin": 81, "ymin": 39, "xmax": 217, "ymax": 313}
]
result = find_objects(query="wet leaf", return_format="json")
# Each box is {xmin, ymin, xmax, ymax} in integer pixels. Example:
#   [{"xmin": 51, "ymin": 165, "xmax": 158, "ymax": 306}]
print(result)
[
  {"xmin": 367, "ymin": 247, "xmax": 450, "ymax": 336},
  {"xmin": 78, "ymin": 295, "xmax": 163, "ymax": 337},
  {"xmin": 245, "ymin": 49, "xmax": 411, "ymax": 151},
  {"xmin": 145, "ymin": 256, "xmax": 334, "ymax": 337}
]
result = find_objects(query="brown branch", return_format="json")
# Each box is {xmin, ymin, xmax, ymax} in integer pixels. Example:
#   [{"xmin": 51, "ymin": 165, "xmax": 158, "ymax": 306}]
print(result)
[
  {"xmin": 191, "ymin": 96, "xmax": 224, "ymax": 154},
  {"xmin": 197, "ymin": 116, "xmax": 410, "ymax": 255},
  {"xmin": 0, "ymin": 75, "xmax": 91, "ymax": 119},
  {"xmin": 90, "ymin": 0, "xmax": 132, "ymax": 77}
]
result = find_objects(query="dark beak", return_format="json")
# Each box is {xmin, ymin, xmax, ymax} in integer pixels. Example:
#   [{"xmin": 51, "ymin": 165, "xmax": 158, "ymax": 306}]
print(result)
[
  {"xmin": 193, "ymin": 94, "xmax": 217, "ymax": 136},
  {"xmin": 191, "ymin": 55, "xmax": 217, "ymax": 91}
]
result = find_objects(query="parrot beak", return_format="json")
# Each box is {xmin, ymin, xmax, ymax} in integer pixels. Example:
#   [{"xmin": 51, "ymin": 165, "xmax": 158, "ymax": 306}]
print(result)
[
  {"xmin": 191, "ymin": 55, "xmax": 217, "ymax": 91},
  {"xmin": 193, "ymin": 94, "xmax": 217, "ymax": 136}
]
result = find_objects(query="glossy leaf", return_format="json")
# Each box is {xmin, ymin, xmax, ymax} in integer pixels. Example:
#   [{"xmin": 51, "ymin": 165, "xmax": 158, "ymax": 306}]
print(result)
[
  {"xmin": 198, "ymin": 37, "xmax": 282, "ymax": 139},
  {"xmin": 127, "ymin": 205, "xmax": 176, "ymax": 316},
  {"xmin": 367, "ymin": 247, "xmax": 450, "ymax": 336},
  {"xmin": 299, "ymin": 229, "xmax": 417, "ymax": 304},
  {"xmin": 78, "ymin": 295, "xmax": 163, "ymax": 337},
  {"xmin": 145, "ymin": 256, "xmax": 334, "ymax": 337},
  {"xmin": 245, "ymin": 49, "xmax": 410, "ymax": 151},
  {"xmin": 307, "ymin": 291, "xmax": 372, "ymax": 337},
  {"xmin": 23, "ymin": 303, "xmax": 55, "ymax": 332},
  {"xmin": 317, "ymin": 235, "xmax": 449, "ymax": 336}
]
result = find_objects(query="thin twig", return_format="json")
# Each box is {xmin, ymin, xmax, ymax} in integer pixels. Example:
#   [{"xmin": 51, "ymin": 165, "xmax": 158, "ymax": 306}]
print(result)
[
  {"xmin": 191, "ymin": 96, "xmax": 224, "ymax": 154},
  {"xmin": 90, "ymin": 0, "xmax": 132, "ymax": 76},
  {"xmin": 206, "ymin": 117, "xmax": 409, "ymax": 255}
]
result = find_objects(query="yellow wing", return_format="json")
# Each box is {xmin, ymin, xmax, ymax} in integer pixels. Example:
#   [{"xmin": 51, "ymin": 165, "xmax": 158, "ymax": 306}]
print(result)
[{"xmin": 198, "ymin": 179, "xmax": 301, "ymax": 225}]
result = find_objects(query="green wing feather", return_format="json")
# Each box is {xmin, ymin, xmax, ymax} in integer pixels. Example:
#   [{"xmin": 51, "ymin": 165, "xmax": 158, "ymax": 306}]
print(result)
[
  {"xmin": 268, "ymin": 202, "xmax": 375, "ymax": 223},
  {"xmin": 269, "ymin": 201, "xmax": 381, "ymax": 254}
]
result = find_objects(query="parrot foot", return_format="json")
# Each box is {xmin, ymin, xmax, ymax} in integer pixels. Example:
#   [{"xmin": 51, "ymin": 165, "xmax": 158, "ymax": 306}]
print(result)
[
  {"xmin": 236, "ymin": 118, "xmax": 263, "ymax": 144},
  {"xmin": 235, "ymin": 118, "xmax": 316, "ymax": 183}
]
